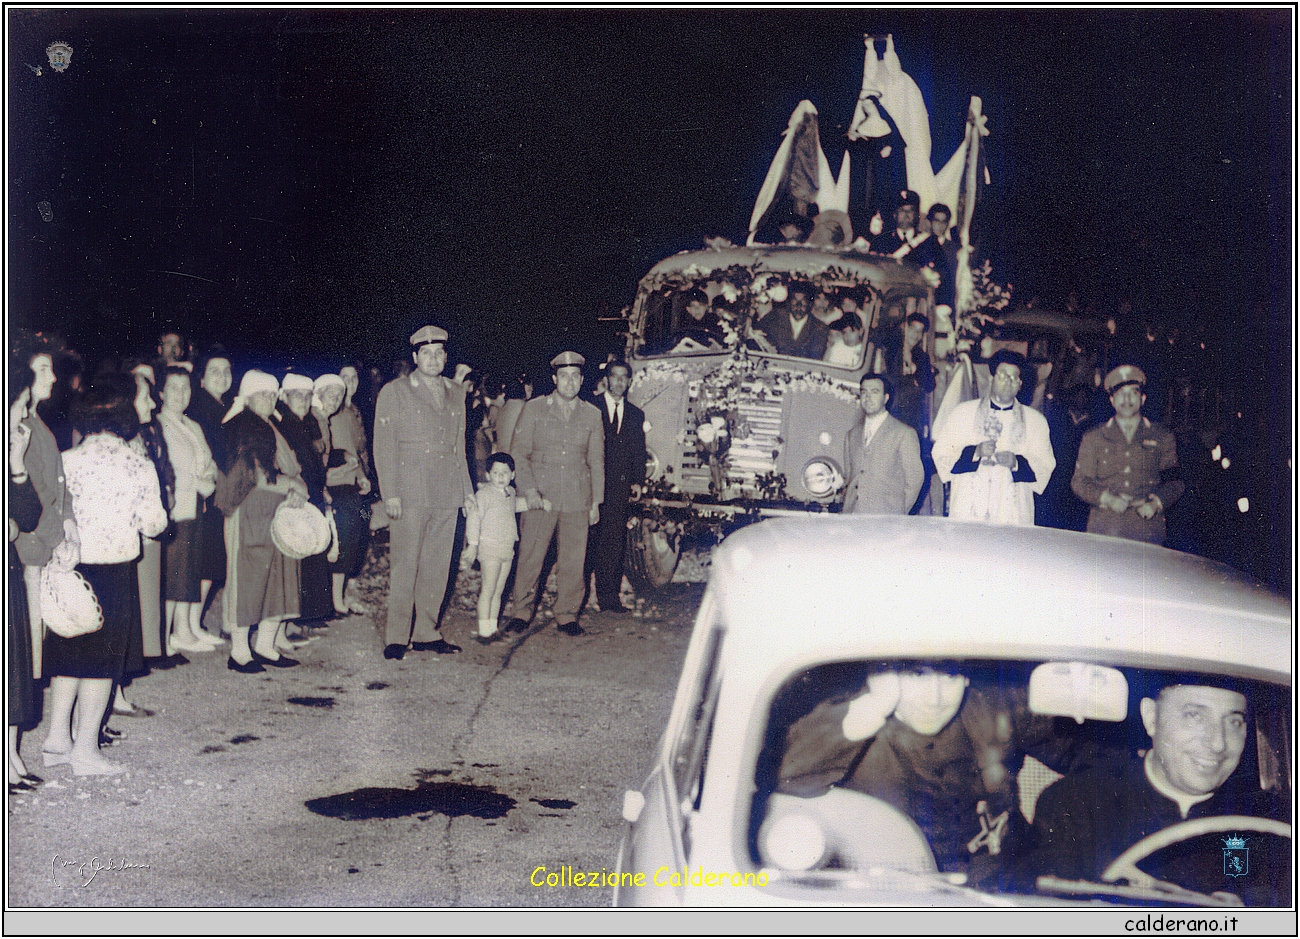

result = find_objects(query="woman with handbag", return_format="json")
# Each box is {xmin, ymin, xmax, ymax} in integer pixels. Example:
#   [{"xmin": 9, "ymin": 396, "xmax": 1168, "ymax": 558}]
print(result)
[
  {"xmin": 218, "ymin": 371, "xmax": 308, "ymax": 672},
  {"xmin": 276, "ymin": 374, "xmax": 333, "ymax": 631},
  {"xmin": 42, "ymin": 373, "xmax": 168, "ymax": 776}
]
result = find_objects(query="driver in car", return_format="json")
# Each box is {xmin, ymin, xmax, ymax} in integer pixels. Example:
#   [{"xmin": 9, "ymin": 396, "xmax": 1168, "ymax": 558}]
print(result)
[
  {"xmin": 1024, "ymin": 677, "xmax": 1290, "ymax": 905},
  {"xmin": 774, "ymin": 665, "xmax": 1093, "ymax": 879}
]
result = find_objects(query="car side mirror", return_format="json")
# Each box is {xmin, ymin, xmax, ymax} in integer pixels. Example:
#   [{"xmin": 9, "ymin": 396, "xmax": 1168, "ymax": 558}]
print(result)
[
  {"xmin": 1028, "ymin": 662, "xmax": 1128, "ymax": 724},
  {"xmin": 622, "ymin": 790, "xmax": 645, "ymax": 823}
]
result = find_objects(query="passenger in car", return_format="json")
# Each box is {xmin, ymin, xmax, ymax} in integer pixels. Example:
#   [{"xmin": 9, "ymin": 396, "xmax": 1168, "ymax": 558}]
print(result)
[
  {"xmin": 755, "ymin": 282, "xmax": 829, "ymax": 359},
  {"xmin": 1025, "ymin": 678, "xmax": 1290, "ymax": 905},
  {"xmin": 775, "ymin": 666, "xmax": 1087, "ymax": 877},
  {"xmin": 823, "ymin": 313, "xmax": 867, "ymax": 368},
  {"xmin": 676, "ymin": 288, "xmax": 724, "ymax": 348}
]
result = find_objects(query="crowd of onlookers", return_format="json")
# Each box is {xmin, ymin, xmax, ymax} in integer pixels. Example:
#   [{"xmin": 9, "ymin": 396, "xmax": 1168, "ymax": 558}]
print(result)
[{"xmin": 8, "ymin": 328, "xmax": 543, "ymax": 787}]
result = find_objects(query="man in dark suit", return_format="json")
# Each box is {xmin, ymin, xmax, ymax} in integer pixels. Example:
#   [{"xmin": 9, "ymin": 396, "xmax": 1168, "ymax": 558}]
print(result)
[
  {"xmin": 588, "ymin": 358, "xmax": 646, "ymax": 613},
  {"xmin": 759, "ymin": 282, "xmax": 829, "ymax": 359},
  {"xmin": 910, "ymin": 203, "xmax": 961, "ymax": 311},
  {"xmin": 842, "ymin": 374, "xmax": 925, "ymax": 515}
]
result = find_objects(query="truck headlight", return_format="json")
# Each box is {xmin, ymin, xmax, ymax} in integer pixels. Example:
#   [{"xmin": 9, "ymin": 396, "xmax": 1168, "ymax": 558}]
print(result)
[{"xmin": 802, "ymin": 459, "xmax": 842, "ymax": 497}]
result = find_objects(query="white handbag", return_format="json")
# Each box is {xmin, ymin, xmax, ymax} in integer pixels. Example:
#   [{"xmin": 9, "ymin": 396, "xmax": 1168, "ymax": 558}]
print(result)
[{"xmin": 39, "ymin": 520, "xmax": 104, "ymax": 639}]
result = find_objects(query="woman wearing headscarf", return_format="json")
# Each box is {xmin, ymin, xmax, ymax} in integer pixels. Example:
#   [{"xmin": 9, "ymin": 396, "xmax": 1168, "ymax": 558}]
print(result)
[
  {"xmin": 42, "ymin": 373, "xmax": 167, "ymax": 776},
  {"xmin": 218, "ymin": 370, "xmax": 307, "ymax": 672},
  {"xmin": 276, "ymin": 373, "xmax": 333, "ymax": 628},
  {"xmin": 8, "ymin": 373, "xmax": 46, "ymax": 791},
  {"xmin": 316, "ymin": 373, "xmax": 369, "ymax": 615},
  {"xmin": 157, "ymin": 366, "xmax": 219, "ymax": 652},
  {"xmin": 186, "ymin": 347, "xmax": 234, "ymax": 638}
]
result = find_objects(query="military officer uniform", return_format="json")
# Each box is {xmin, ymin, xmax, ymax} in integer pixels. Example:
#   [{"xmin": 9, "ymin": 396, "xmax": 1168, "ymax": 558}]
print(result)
[
  {"xmin": 504, "ymin": 352, "xmax": 604, "ymax": 634},
  {"xmin": 373, "ymin": 326, "xmax": 474, "ymax": 650},
  {"xmin": 1071, "ymin": 365, "xmax": 1184, "ymax": 545}
]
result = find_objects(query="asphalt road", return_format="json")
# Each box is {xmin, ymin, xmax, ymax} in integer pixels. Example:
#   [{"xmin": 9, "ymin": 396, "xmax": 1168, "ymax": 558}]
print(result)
[{"xmin": 7, "ymin": 543, "xmax": 699, "ymax": 907}]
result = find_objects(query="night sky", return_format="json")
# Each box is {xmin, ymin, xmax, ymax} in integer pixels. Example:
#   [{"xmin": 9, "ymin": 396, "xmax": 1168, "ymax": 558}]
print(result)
[{"xmin": 7, "ymin": 9, "xmax": 1293, "ymax": 380}]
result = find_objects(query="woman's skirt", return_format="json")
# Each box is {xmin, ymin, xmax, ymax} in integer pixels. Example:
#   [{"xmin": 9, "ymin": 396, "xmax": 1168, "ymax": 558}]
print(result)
[
  {"xmin": 164, "ymin": 517, "xmax": 203, "ymax": 602},
  {"xmin": 198, "ymin": 497, "xmax": 227, "ymax": 584},
  {"xmin": 43, "ymin": 560, "xmax": 140, "ymax": 681},
  {"xmin": 137, "ymin": 537, "xmax": 163, "ymax": 660},
  {"xmin": 8, "ymin": 547, "xmax": 40, "ymax": 730},
  {"xmin": 223, "ymin": 488, "xmax": 300, "ymax": 630},
  {"xmin": 299, "ymin": 550, "xmax": 334, "ymax": 621},
  {"xmin": 327, "ymin": 485, "xmax": 368, "ymax": 577}
]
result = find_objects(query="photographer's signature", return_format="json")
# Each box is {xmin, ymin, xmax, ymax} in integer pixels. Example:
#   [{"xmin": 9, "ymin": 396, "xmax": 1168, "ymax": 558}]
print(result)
[{"xmin": 52, "ymin": 854, "xmax": 150, "ymax": 887}]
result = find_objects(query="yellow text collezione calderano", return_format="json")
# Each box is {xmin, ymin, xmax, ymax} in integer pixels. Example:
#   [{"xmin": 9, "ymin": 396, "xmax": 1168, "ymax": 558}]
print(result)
[{"xmin": 530, "ymin": 865, "xmax": 770, "ymax": 888}]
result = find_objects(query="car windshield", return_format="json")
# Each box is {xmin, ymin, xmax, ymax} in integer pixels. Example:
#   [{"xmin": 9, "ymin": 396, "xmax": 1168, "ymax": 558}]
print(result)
[
  {"xmin": 635, "ymin": 274, "xmax": 877, "ymax": 369},
  {"xmin": 750, "ymin": 659, "xmax": 1292, "ymax": 907}
]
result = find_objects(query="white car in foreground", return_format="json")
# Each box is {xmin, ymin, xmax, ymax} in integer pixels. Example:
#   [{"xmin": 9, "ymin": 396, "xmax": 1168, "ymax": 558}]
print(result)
[{"xmin": 613, "ymin": 516, "xmax": 1291, "ymax": 906}]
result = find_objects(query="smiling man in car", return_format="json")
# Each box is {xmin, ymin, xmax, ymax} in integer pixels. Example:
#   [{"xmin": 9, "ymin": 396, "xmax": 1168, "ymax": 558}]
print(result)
[{"xmin": 1026, "ymin": 677, "xmax": 1290, "ymax": 905}]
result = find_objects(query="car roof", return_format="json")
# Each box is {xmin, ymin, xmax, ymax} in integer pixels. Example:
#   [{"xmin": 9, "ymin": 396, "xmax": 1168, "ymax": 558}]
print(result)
[
  {"xmin": 639, "ymin": 245, "xmax": 930, "ymax": 295},
  {"xmin": 709, "ymin": 516, "xmax": 1291, "ymax": 685}
]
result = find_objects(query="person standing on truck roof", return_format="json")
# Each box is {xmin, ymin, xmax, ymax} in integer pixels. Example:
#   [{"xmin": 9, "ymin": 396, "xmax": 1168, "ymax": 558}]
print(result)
[{"xmin": 870, "ymin": 189, "xmax": 922, "ymax": 258}]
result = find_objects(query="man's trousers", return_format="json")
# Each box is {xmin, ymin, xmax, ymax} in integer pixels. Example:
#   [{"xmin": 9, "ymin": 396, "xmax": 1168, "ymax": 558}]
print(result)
[
  {"xmin": 505, "ymin": 508, "xmax": 588, "ymax": 626},
  {"xmin": 386, "ymin": 503, "xmax": 458, "ymax": 645}
]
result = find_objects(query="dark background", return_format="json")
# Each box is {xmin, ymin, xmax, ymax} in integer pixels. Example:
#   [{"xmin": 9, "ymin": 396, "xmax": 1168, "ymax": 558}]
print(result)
[{"xmin": 8, "ymin": 10, "xmax": 1291, "ymax": 365}]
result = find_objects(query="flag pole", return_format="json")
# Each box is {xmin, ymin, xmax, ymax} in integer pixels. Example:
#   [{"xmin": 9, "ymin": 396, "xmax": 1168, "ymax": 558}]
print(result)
[{"xmin": 953, "ymin": 95, "xmax": 983, "ymax": 319}]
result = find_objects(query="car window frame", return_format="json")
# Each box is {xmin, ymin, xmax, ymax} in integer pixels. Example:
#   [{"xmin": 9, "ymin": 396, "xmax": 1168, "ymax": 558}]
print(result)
[{"xmin": 667, "ymin": 620, "xmax": 725, "ymax": 859}]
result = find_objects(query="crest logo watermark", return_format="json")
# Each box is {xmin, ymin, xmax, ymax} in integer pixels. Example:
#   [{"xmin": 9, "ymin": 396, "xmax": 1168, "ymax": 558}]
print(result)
[
  {"xmin": 1221, "ymin": 834, "xmax": 1249, "ymax": 878},
  {"xmin": 46, "ymin": 42, "xmax": 73, "ymax": 73}
]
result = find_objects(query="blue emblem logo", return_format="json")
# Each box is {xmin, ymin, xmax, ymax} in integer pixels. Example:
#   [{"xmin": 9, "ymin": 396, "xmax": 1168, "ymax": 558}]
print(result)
[{"xmin": 1221, "ymin": 834, "xmax": 1249, "ymax": 878}]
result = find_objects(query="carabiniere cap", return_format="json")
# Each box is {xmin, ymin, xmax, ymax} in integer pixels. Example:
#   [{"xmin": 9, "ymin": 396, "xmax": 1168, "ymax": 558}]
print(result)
[
  {"xmin": 1104, "ymin": 364, "xmax": 1147, "ymax": 395},
  {"xmin": 550, "ymin": 350, "xmax": 585, "ymax": 368},
  {"xmin": 409, "ymin": 325, "xmax": 449, "ymax": 347}
]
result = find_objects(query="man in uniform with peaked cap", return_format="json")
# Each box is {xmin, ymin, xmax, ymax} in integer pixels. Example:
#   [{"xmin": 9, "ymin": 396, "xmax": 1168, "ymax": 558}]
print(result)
[
  {"xmin": 502, "ymin": 351, "xmax": 605, "ymax": 637},
  {"xmin": 870, "ymin": 189, "xmax": 922, "ymax": 258},
  {"xmin": 372, "ymin": 325, "xmax": 475, "ymax": 659},
  {"xmin": 1070, "ymin": 364, "xmax": 1184, "ymax": 545}
]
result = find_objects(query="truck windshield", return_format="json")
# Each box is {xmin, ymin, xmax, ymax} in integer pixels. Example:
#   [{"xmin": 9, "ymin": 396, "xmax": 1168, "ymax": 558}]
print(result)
[{"xmin": 636, "ymin": 278, "xmax": 874, "ymax": 369}]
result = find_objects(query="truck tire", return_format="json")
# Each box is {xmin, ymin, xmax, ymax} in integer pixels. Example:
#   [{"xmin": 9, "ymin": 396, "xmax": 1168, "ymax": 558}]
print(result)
[{"xmin": 626, "ymin": 518, "xmax": 680, "ymax": 594}]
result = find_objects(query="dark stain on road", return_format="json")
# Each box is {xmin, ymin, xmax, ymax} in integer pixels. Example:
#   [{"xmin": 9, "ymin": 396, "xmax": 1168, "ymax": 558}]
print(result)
[
  {"xmin": 306, "ymin": 781, "xmax": 517, "ymax": 821},
  {"xmin": 229, "ymin": 734, "xmax": 260, "ymax": 745},
  {"xmin": 318, "ymin": 686, "xmax": 348, "ymax": 693},
  {"xmin": 530, "ymin": 798, "xmax": 576, "ymax": 810},
  {"xmin": 199, "ymin": 745, "xmax": 227, "ymax": 754},
  {"xmin": 365, "ymin": 681, "xmax": 389, "ymax": 690},
  {"xmin": 414, "ymin": 768, "xmax": 452, "ymax": 779},
  {"xmin": 471, "ymin": 762, "xmax": 499, "ymax": 768},
  {"xmin": 288, "ymin": 696, "xmax": 336, "ymax": 708}
]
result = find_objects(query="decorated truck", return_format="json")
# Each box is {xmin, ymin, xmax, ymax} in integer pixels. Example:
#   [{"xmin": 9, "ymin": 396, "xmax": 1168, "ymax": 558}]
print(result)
[
  {"xmin": 617, "ymin": 34, "xmax": 993, "ymax": 589},
  {"xmin": 621, "ymin": 243, "xmax": 934, "ymax": 590}
]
